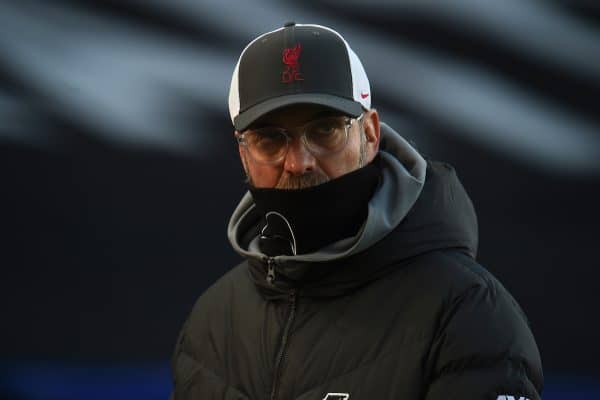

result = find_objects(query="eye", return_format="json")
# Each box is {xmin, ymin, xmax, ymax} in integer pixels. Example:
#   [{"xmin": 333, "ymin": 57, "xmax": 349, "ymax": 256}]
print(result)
[
  {"xmin": 305, "ymin": 117, "xmax": 347, "ymax": 152},
  {"xmin": 309, "ymin": 118, "xmax": 344, "ymax": 136},
  {"xmin": 258, "ymin": 129, "xmax": 281, "ymax": 141},
  {"xmin": 246, "ymin": 128, "xmax": 287, "ymax": 156}
]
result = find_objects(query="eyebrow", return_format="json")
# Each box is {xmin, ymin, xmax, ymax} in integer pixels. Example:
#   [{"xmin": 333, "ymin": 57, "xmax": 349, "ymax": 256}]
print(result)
[{"xmin": 312, "ymin": 110, "xmax": 340, "ymax": 119}]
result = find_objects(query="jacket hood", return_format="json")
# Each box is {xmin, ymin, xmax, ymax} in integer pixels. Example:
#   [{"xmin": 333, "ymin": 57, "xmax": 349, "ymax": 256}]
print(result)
[{"xmin": 227, "ymin": 122, "xmax": 478, "ymax": 299}]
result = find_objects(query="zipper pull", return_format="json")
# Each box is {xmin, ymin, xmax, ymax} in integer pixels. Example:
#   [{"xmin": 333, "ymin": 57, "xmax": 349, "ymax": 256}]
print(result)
[{"xmin": 266, "ymin": 257, "xmax": 276, "ymax": 285}]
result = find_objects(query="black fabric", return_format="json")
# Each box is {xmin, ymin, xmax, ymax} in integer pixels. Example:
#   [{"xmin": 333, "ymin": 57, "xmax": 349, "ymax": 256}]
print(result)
[
  {"xmin": 170, "ymin": 159, "xmax": 543, "ymax": 400},
  {"xmin": 250, "ymin": 155, "xmax": 381, "ymax": 255}
]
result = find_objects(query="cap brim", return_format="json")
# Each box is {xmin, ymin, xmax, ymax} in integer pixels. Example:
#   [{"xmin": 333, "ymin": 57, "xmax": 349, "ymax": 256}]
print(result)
[{"xmin": 233, "ymin": 93, "xmax": 363, "ymax": 131}]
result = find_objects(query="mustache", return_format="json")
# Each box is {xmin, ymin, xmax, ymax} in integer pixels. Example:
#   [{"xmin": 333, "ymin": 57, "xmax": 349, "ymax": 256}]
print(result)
[{"xmin": 275, "ymin": 171, "xmax": 330, "ymax": 189}]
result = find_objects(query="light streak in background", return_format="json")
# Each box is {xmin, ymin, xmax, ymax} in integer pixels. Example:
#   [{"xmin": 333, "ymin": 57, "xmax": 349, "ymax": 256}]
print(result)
[{"xmin": 0, "ymin": 0, "xmax": 598, "ymax": 174}]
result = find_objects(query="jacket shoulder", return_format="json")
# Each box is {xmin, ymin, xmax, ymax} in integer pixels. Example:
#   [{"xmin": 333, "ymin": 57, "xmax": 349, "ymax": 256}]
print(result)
[
  {"xmin": 417, "ymin": 250, "xmax": 544, "ymax": 399},
  {"xmin": 170, "ymin": 260, "xmax": 255, "ymax": 393},
  {"xmin": 181, "ymin": 259, "xmax": 253, "ymax": 343}
]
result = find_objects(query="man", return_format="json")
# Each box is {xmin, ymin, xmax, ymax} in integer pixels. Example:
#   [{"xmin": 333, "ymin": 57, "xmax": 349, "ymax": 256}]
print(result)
[{"xmin": 170, "ymin": 22, "xmax": 543, "ymax": 400}]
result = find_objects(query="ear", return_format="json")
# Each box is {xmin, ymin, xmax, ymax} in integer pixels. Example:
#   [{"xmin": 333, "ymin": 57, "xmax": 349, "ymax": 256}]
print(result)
[{"xmin": 362, "ymin": 108, "xmax": 381, "ymax": 163}]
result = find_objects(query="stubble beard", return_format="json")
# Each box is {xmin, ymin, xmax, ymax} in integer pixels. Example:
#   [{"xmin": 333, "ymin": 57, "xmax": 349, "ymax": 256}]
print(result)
[{"xmin": 275, "ymin": 170, "xmax": 330, "ymax": 189}]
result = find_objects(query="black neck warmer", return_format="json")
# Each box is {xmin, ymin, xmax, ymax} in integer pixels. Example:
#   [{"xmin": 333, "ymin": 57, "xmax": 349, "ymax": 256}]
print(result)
[{"xmin": 249, "ymin": 155, "xmax": 382, "ymax": 256}]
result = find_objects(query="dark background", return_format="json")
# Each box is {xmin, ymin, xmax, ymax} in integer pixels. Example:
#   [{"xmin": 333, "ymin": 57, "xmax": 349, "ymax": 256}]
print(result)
[{"xmin": 1, "ymin": 1, "xmax": 599, "ymax": 399}]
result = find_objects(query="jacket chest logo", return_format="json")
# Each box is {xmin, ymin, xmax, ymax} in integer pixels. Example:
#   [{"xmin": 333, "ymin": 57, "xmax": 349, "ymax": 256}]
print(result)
[{"xmin": 322, "ymin": 393, "xmax": 350, "ymax": 400}]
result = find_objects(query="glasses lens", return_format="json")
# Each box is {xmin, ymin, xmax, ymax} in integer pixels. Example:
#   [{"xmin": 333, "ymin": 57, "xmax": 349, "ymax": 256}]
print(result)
[
  {"xmin": 304, "ymin": 117, "xmax": 348, "ymax": 154},
  {"xmin": 245, "ymin": 127, "xmax": 288, "ymax": 163}
]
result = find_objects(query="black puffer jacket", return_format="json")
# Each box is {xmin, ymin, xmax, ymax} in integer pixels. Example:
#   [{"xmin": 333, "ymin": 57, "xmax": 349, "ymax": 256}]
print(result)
[{"xmin": 170, "ymin": 124, "xmax": 543, "ymax": 400}]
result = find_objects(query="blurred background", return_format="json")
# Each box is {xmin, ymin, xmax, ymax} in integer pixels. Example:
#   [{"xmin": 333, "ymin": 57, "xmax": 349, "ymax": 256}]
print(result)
[{"xmin": 1, "ymin": 1, "xmax": 599, "ymax": 399}]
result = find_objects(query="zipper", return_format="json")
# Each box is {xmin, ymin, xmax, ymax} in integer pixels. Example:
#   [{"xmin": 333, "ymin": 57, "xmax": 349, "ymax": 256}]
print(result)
[
  {"xmin": 269, "ymin": 289, "xmax": 298, "ymax": 400},
  {"xmin": 266, "ymin": 257, "xmax": 276, "ymax": 285}
]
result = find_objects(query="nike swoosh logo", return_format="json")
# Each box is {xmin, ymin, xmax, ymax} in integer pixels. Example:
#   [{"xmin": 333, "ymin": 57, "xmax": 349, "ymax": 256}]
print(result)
[{"xmin": 360, "ymin": 92, "xmax": 369, "ymax": 99}]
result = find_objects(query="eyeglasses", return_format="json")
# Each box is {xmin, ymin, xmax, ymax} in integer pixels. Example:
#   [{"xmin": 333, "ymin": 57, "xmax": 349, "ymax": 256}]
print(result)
[{"xmin": 236, "ymin": 114, "xmax": 364, "ymax": 165}]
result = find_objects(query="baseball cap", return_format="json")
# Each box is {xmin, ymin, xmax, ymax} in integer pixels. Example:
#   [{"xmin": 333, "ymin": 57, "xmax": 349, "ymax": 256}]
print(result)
[{"xmin": 228, "ymin": 22, "xmax": 371, "ymax": 131}]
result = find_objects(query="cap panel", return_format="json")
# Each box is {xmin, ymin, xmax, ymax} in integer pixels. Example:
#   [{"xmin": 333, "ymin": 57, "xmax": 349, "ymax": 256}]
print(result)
[
  {"xmin": 299, "ymin": 24, "xmax": 371, "ymax": 109},
  {"xmin": 348, "ymin": 47, "xmax": 371, "ymax": 109},
  {"xmin": 228, "ymin": 26, "xmax": 284, "ymax": 124},
  {"xmin": 228, "ymin": 60, "xmax": 240, "ymax": 124}
]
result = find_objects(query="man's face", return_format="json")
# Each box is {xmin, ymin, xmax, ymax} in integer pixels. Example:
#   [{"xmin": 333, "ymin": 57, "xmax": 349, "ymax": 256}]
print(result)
[{"xmin": 237, "ymin": 104, "xmax": 380, "ymax": 189}]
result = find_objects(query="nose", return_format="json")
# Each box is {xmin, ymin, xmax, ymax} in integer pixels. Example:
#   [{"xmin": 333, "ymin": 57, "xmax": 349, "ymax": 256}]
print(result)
[{"xmin": 282, "ymin": 136, "xmax": 316, "ymax": 175}]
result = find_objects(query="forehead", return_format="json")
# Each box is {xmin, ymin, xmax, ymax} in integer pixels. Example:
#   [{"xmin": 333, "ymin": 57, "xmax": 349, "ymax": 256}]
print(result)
[{"xmin": 252, "ymin": 104, "xmax": 346, "ymax": 127}]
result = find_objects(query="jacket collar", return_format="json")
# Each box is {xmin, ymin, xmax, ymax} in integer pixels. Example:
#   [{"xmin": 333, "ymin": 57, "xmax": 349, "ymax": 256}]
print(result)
[{"xmin": 227, "ymin": 122, "xmax": 477, "ymax": 300}]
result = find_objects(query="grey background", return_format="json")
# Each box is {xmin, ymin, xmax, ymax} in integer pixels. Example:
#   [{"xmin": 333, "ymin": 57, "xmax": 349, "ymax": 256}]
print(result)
[{"xmin": 0, "ymin": 0, "xmax": 599, "ymax": 397}]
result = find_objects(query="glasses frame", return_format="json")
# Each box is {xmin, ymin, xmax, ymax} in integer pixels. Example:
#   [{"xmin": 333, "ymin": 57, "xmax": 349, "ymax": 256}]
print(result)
[{"xmin": 235, "ymin": 113, "xmax": 364, "ymax": 165}]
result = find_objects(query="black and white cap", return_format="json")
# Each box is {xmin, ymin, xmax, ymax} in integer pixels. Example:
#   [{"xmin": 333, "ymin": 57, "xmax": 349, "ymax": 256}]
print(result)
[{"xmin": 228, "ymin": 22, "xmax": 371, "ymax": 131}]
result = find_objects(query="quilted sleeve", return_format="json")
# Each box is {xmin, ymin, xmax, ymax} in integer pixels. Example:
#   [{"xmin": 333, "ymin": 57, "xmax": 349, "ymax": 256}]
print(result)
[
  {"xmin": 169, "ymin": 317, "xmax": 250, "ymax": 400},
  {"xmin": 424, "ymin": 281, "xmax": 543, "ymax": 400}
]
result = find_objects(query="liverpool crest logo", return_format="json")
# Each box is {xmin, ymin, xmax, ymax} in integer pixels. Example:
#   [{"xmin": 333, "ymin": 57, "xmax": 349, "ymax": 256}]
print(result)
[{"xmin": 281, "ymin": 43, "xmax": 304, "ymax": 83}]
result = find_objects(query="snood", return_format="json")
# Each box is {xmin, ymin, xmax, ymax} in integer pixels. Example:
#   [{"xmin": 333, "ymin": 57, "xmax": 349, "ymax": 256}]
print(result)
[{"xmin": 249, "ymin": 155, "xmax": 381, "ymax": 256}]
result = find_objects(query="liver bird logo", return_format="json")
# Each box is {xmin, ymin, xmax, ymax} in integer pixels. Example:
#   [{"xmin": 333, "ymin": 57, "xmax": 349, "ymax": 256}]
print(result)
[{"xmin": 281, "ymin": 43, "xmax": 304, "ymax": 83}]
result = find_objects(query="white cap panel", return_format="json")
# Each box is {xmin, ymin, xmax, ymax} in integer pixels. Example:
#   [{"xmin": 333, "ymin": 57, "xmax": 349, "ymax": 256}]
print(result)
[
  {"xmin": 228, "ymin": 60, "xmax": 240, "ymax": 125},
  {"xmin": 348, "ymin": 47, "xmax": 371, "ymax": 110}
]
